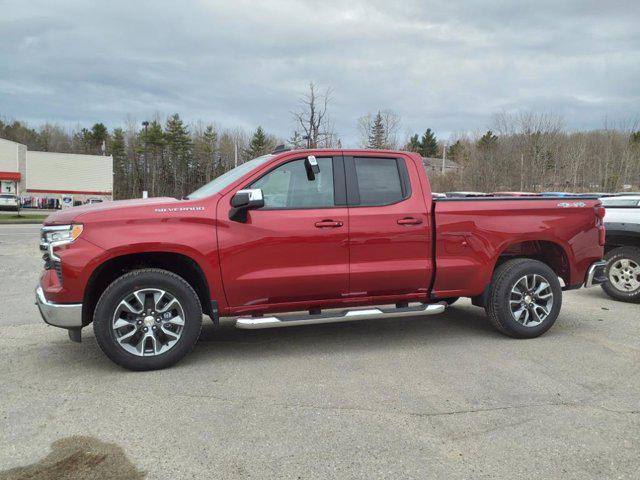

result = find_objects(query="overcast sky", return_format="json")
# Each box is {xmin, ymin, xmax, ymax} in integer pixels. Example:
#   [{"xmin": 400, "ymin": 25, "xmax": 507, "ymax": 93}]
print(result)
[{"xmin": 1, "ymin": 0, "xmax": 639, "ymax": 145}]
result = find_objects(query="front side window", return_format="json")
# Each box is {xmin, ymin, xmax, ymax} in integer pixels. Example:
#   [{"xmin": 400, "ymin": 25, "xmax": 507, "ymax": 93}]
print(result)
[
  {"xmin": 354, "ymin": 157, "xmax": 406, "ymax": 206},
  {"xmin": 251, "ymin": 157, "xmax": 334, "ymax": 209}
]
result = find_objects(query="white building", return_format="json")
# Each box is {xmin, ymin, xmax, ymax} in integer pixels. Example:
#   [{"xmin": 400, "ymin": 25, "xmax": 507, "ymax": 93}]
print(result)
[{"xmin": 0, "ymin": 138, "xmax": 113, "ymax": 206}]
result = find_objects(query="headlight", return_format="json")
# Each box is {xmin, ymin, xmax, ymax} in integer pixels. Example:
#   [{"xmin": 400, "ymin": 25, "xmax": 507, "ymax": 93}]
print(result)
[{"xmin": 42, "ymin": 224, "xmax": 84, "ymax": 244}]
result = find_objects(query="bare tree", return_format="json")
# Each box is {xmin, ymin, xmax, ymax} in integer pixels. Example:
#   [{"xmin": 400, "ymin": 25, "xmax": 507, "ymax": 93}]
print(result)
[{"xmin": 292, "ymin": 82, "xmax": 336, "ymax": 148}]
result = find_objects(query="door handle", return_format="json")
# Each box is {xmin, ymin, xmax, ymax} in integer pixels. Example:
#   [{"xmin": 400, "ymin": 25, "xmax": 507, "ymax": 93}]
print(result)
[
  {"xmin": 397, "ymin": 217, "xmax": 422, "ymax": 225},
  {"xmin": 315, "ymin": 220, "xmax": 343, "ymax": 228}
]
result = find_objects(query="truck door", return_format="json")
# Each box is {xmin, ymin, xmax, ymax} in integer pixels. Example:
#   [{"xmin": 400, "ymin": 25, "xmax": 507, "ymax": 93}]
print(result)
[
  {"xmin": 344, "ymin": 155, "xmax": 433, "ymax": 297},
  {"xmin": 217, "ymin": 155, "xmax": 349, "ymax": 308}
]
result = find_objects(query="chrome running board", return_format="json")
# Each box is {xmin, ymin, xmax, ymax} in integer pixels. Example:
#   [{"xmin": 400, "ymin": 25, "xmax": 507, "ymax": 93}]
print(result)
[{"xmin": 234, "ymin": 303, "xmax": 446, "ymax": 329}]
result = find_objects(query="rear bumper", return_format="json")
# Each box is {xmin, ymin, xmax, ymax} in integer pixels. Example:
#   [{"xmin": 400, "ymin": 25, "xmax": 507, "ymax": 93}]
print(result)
[
  {"xmin": 584, "ymin": 260, "xmax": 607, "ymax": 288},
  {"xmin": 35, "ymin": 286, "xmax": 82, "ymax": 328}
]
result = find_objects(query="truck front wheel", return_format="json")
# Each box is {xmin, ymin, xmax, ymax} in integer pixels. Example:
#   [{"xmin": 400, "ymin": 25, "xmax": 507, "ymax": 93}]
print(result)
[
  {"xmin": 93, "ymin": 268, "xmax": 203, "ymax": 371},
  {"xmin": 485, "ymin": 258, "xmax": 562, "ymax": 338}
]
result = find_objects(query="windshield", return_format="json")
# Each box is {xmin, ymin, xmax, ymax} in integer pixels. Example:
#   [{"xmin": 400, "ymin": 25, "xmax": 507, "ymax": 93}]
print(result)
[{"xmin": 187, "ymin": 154, "xmax": 274, "ymax": 200}]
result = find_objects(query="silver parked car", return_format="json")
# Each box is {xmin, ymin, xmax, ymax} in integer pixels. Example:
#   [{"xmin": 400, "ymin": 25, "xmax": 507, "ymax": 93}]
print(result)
[{"xmin": 0, "ymin": 194, "xmax": 19, "ymax": 211}]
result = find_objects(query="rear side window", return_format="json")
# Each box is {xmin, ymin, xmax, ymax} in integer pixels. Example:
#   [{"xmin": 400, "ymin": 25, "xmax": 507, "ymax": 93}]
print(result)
[
  {"xmin": 352, "ymin": 157, "xmax": 409, "ymax": 206},
  {"xmin": 251, "ymin": 157, "xmax": 334, "ymax": 209}
]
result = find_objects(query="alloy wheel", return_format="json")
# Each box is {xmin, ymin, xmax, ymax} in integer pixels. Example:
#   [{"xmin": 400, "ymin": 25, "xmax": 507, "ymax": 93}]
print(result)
[
  {"xmin": 111, "ymin": 288, "xmax": 185, "ymax": 356},
  {"xmin": 509, "ymin": 274, "xmax": 554, "ymax": 327}
]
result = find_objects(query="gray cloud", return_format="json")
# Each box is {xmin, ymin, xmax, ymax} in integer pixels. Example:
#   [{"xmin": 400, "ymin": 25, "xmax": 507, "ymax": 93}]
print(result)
[{"xmin": 0, "ymin": 0, "xmax": 638, "ymax": 145}]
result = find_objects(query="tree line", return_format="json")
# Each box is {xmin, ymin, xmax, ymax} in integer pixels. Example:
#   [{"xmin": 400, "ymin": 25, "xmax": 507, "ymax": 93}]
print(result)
[
  {"xmin": 1, "ymin": 83, "xmax": 639, "ymax": 198},
  {"xmin": 427, "ymin": 113, "xmax": 640, "ymax": 193}
]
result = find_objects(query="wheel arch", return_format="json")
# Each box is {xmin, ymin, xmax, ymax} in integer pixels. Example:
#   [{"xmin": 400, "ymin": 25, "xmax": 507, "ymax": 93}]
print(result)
[
  {"xmin": 472, "ymin": 239, "xmax": 570, "ymax": 307},
  {"xmin": 82, "ymin": 251, "xmax": 215, "ymax": 327},
  {"xmin": 494, "ymin": 240, "xmax": 571, "ymax": 285},
  {"xmin": 604, "ymin": 230, "xmax": 640, "ymax": 254}
]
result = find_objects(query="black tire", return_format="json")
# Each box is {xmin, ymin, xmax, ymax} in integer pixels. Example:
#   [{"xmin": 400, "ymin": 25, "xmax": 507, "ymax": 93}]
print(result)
[
  {"xmin": 440, "ymin": 297, "xmax": 459, "ymax": 306},
  {"xmin": 93, "ymin": 268, "xmax": 203, "ymax": 371},
  {"xmin": 485, "ymin": 258, "xmax": 562, "ymax": 339},
  {"xmin": 601, "ymin": 246, "xmax": 640, "ymax": 303}
]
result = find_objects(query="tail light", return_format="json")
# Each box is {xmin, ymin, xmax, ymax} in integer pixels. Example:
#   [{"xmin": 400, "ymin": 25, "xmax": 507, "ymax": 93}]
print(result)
[{"xmin": 595, "ymin": 203, "xmax": 606, "ymax": 246}]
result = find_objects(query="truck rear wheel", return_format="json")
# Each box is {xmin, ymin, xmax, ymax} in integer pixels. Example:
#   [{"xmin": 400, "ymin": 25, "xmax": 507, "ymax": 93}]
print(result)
[
  {"xmin": 485, "ymin": 258, "xmax": 562, "ymax": 338},
  {"xmin": 93, "ymin": 268, "xmax": 203, "ymax": 371},
  {"xmin": 601, "ymin": 247, "xmax": 640, "ymax": 303}
]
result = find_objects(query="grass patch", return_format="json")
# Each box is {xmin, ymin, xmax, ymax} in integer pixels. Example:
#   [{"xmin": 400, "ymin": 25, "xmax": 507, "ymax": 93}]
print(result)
[{"xmin": 0, "ymin": 213, "xmax": 49, "ymax": 223}]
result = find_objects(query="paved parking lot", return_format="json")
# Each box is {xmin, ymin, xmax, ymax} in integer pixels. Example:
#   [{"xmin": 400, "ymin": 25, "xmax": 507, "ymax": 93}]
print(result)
[{"xmin": 0, "ymin": 224, "xmax": 638, "ymax": 479}]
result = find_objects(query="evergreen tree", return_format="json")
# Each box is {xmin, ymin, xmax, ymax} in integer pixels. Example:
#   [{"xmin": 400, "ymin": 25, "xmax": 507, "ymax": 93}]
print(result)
[
  {"xmin": 419, "ymin": 128, "xmax": 438, "ymax": 157},
  {"xmin": 0, "ymin": 120, "xmax": 40, "ymax": 150},
  {"xmin": 246, "ymin": 126, "xmax": 270, "ymax": 158},
  {"xmin": 367, "ymin": 111, "xmax": 386, "ymax": 149},
  {"xmin": 202, "ymin": 125, "xmax": 219, "ymax": 181},
  {"xmin": 405, "ymin": 134, "xmax": 421, "ymax": 153},
  {"xmin": 164, "ymin": 114, "xmax": 192, "ymax": 197},
  {"xmin": 138, "ymin": 120, "xmax": 165, "ymax": 195},
  {"xmin": 110, "ymin": 128, "xmax": 127, "ymax": 199},
  {"xmin": 448, "ymin": 140, "xmax": 463, "ymax": 161},
  {"xmin": 477, "ymin": 130, "xmax": 498, "ymax": 151},
  {"xmin": 90, "ymin": 123, "xmax": 109, "ymax": 153},
  {"xmin": 77, "ymin": 128, "xmax": 93, "ymax": 153},
  {"xmin": 289, "ymin": 130, "xmax": 304, "ymax": 149}
]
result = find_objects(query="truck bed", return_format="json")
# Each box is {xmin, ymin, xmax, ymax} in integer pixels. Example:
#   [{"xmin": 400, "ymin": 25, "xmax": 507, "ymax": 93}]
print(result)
[{"xmin": 431, "ymin": 196, "xmax": 603, "ymax": 298}]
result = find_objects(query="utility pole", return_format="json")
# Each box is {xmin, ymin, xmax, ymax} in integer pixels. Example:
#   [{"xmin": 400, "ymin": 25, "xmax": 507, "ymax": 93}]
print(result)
[
  {"xmin": 142, "ymin": 121, "xmax": 149, "ymax": 198},
  {"xmin": 234, "ymin": 143, "xmax": 238, "ymax": 168},
  {"xmin": 441, "ymin": 143, "xmax": 447, "ymax": 175},
  {"xmin": 520, "ymin": 153, "xmax": 524, "ymax": 191}
]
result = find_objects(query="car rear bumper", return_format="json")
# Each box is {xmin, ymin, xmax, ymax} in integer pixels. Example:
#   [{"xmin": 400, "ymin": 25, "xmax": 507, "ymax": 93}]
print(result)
[
  {"xmin": 584, "ymin": 260, "xmax": 607, "ymax": 288},
  {"xmin": 35, "ymin": 286, "xmax": 82, "ymax": 328}
]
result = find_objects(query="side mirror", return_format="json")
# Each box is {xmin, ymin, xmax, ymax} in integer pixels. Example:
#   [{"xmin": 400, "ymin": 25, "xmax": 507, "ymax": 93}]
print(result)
[{"xmin": 229, "ymin": 188, "xmax": 264, "ymax": 222}]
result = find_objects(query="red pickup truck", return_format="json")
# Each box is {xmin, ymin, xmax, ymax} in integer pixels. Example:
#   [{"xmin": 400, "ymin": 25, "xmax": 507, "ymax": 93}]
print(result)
[{"xmin": 36, "ymin": 149, "xmax": 607, "ymax": 370}]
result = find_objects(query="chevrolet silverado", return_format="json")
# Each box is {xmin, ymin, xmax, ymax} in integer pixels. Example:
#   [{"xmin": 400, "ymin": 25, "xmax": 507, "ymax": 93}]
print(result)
[{"xmin": 36, "ymin": 149, "xmax": 607, "ymax": 370}]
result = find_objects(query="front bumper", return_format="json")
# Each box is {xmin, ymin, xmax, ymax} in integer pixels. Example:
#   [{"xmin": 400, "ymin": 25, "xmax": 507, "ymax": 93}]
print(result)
[
  {"xmin": 35, "ymin": 286, "xmax": 82, "ymax": 328},
  {"xmin": 584, "ymin": 260, "xmax": 607, "ymax": 288}
]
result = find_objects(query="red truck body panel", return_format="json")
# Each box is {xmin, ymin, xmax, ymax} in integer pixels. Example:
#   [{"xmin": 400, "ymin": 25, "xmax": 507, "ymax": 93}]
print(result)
[
  {"xmin": 40, "ymin": 149, "xmax": 604, "ymax": 319},
  {"xmin": 432, "ymin": 198, "xmax": 603, "ymax": 298}
]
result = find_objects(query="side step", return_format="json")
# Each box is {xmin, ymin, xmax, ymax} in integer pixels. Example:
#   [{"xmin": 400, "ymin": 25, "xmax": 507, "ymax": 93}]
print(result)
[{"xmin": 234, "ymin": 303, "xmax": 446, "ymax": 329}]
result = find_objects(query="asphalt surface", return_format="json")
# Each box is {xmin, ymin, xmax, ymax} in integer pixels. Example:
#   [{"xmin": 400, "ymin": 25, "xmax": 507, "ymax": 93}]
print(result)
[{"xmin": 0, "ymin": 224, "xmax": 638, "ymax": 479}]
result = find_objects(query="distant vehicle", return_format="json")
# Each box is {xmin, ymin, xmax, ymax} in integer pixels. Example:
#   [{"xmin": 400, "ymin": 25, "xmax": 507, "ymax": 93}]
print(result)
[
  {"xmin": 579, "ymin": 192, "xmax": 612, "ymax": 198},
  {"xmin": 600, "ymin": 195, "xmax": 640, "ymax": 302},
  {"xmin": 492, "ymin": 191, "xmax": 541, "ymax": 197},
  {"xmin": 444, "ymin": 191, "xmax": 491, "ymax": 197},
  {"xmin": 613, "ymin": 192, "xmax": 640, "ymax": 197},
  {"xmin": 0, "ymin": 194, "xmax": 19, "ymax": 211},
  {"xmin": 86, "ymin": 198, "xmax": 104, "ymax": 205},
  {"xmin": 541, "ymin": 192, "xmax": 577, "ymax": 197}
]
